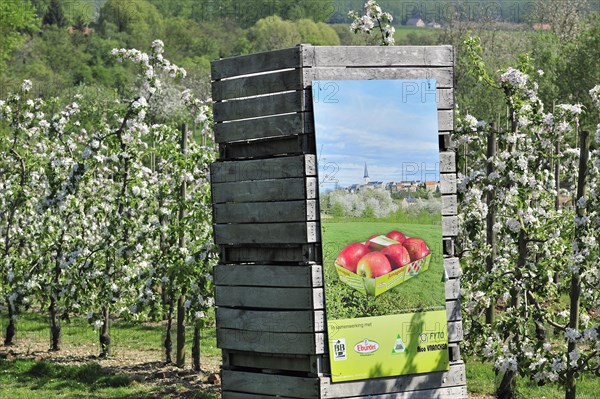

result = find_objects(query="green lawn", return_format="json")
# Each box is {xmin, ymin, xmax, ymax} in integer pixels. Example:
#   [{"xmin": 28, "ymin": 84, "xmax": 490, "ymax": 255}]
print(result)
[
  {"xmin": 466, "ymin": 359, "xmax": 600, "ymax": 399},
  {"xmin": 0, "ymin": 311, "xmax": 220, "ymax": 358},
  {"xmin": 0, "ymin": 359, "xmax": 219, "ymax": 399},
  {"xmin": 4, "ymin": 312, "xmax": 600, "ymax": 398},
  {"xmin": 0, "ymin": 312, "xmax": 220, "ymax": 398}
]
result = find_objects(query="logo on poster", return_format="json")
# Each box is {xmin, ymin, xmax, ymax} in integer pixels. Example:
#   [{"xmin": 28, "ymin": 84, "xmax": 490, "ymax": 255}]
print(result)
[
  {"xmin": 354, "ymin": 339, "xmax": 379, "ymax": 355},
  {"xmin": 333, "ymin": 339, "xmax": 347, "ymax": 361}
]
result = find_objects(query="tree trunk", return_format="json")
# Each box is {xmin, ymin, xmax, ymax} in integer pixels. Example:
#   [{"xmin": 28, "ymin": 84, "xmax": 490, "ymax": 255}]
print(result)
[
  {"xmin": 50, "ymin": 242, "xmax": 62, "ymax": 351},
  {"xmin": 565, "ymin": 131, "xmax": 589, "ymax": 399},
  {"xmin": 486, "ymin": 126, "xmax": 497, "ymax": 325},
  {"xmin": 175, "ymin": 123, "xmax": 188, "ymax": 369},
  {"xmin": 553, "ymin": 138, "xmax": 562, "ymax": 284},
  {"xmin": 497, "ymin": 370, "xmax": 517, "ymax": 399},
  {"xmin": 176, "ymin": 294, "xmax": 186, "ymax": 368},
  {"xmin": 4, "ymin": 303, "xmax": 15, "ymax": 346},
  {"xmin": 497, "ymin": 230, "xmax": 526, "ymax": 399},
  {"xmin": 49, "ymin": 296, "xmax": 61, "ymax": 351},
  {"xmin": 192, "ymin": 323, "xmax": 201, "ymax": 372},
  {"xmin": 164, "ymin": 301, "xmax": 173, "ymax": 364},
  {"xmin": 99, "ymin": 306, "xmax": 110, "ymax": 357},
  {"xmin": 158, "ymin": 193, "xmax": 168, "ymax": 321}
]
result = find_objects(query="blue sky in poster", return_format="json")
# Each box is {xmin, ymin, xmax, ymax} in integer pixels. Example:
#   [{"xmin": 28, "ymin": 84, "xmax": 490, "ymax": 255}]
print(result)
[{"xmin": 312, "ymin": 80, "xmax": 440, "ymax": 191}]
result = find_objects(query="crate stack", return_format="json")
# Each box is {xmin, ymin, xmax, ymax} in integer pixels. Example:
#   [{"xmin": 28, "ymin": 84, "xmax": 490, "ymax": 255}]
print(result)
[{"xmin": 210, "ymin": 45, "xmax": 466, "ymax": 398}]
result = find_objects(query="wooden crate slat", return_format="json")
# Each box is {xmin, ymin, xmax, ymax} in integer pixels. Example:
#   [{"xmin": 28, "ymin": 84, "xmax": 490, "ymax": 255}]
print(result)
[
  {"xmin": 446, "ymin": 299, "xmax": 462, "ymax": 321},
  {"xmin": 320, "ymin": 362, "xmax": 465, "ymax": 397},
  {"xmin": 442, "ymin": 216, "xmax": 459, "ymax": 237},
  {"xmin": 217, "ymin": 308, "xmax": 325, "ymax": 333},
  {"xmin": 449, "ymin": 344, "xmax": 462, "ymax": 362},
  {"xmin": 440, "ymin": 151, "xmax": 456, "ymax": 173},
  {"xmin": 440, "ymin": 173, "xmax": 457, "ymax": 194},
  {"xmin": 223, "ymin": 386, "xmax": 466, "ymax": 399},
  {"xmin": 442, "ymin": 195, "xmax": 458, "ymax": 216},
  {"xmin": 224, "ymin": 350, "xmax": 315, "ymax": 374},
  {"xmin": 305, "ymin": 67, "xmax": 453, "ymax": 89},
  {"xmin": 213, "ymin": 69, "xmax": 303, "ymax": 101},
  {"xmin": 220, "ymin": 134, "xmax": 314, "ymax": 159},
  {"xmin": 220, "ymin": 244, "xmax": 318, "ymax": 265},
  {"xmin": 214, "ymin": 200, "xmax": 318, "ymax": 224},
  {"xmin": 439, "ymin": 109, "xmax": 454, "ymax": 131},
  {"xmin": 218, "ymin": 328, "xmax": 326, "ymax": 355},
  {"xmin": 222, "ymin": 369, "xmax": 320, "ymax": 398},
  {"xmin": 215, "ymin": 113, "xmax": 312, "ymax": 144},
  {"xmin": 223, "ymin": 393, "xmax": 299, "ymax": 399},
  {"xmin": 444, "ymin": 257, "xmax": 462, "ymax": 279},
  {"xmin": 439, "ymin": 132, "xmax": 454, "ymax": 151},
  {"xmin": 306, "ymin": 45, "xmax": 454, "ymax": 68},
  {"xmin": 212, "ymin": 177, "xmax": 317, "ymax": 203},
  {"xmin": 215, "ymin": 286, "xmax": 324, "ymax": 309},
  {"xmin": 448, "ymin": 321, "xmax": 464, "ymax": 343},
  {"xmin": 211, "ymin": 155, "xmax": 316, "ymax": 183},
  {"xmin": 214, "ymin": 264, "xmax": 322, "ymax": 287},
  {"xmin": 214, "ymin": 221, "xmax": 319, "ymax": 245},
  {"xmin": 445, "ymin": 277, "xmax": 461, "ymax": 300},
  {"xmin": 317, "ymin": 386, "xmax": 467, "ymax": 399},
  {"xmin": 214, "ymin": 90, "xmax": 309, "ymax": 123},
  {"xmin": 437, "ymin": 88, "xmax": 454, "ymax": 109},
  {"xmin": 444, "ymin": 239, "xmax": 456, "ymax": 257},
  {"xmin": 212, "ymin": 47, "xmax": 300, "ymax": 80}
]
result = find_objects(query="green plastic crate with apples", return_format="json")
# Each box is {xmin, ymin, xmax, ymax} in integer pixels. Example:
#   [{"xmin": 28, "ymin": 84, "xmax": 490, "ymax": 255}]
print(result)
[{"xmin": 334, "ymin": 231, "xmax": 432, "ymax": 297}]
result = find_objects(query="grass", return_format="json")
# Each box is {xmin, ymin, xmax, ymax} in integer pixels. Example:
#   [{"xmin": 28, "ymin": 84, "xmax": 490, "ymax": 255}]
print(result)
[
  {"xmin": 0, "ymin": 312, "xmax": 221, "ymax": 398},
  {"xmin": 5, "ymin": 357, "xmax": 599, "ymax": 399},
  {"xmin": 466, "ymin": 359, "xmax": 600, "ymax": 399},
  {"xmin": 0, "ymin": 311, "xmax": 220, "ymax": 358},
  {"xmin": 3, "ymin": 312, "xmax": 600, "ymax": 398},
  {"xmin": 0, "ymin": 359, "xmax": 219, "ymax": 399}
]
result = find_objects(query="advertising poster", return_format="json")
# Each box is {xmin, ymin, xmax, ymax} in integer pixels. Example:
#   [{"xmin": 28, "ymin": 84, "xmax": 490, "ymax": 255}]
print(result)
[{"xmin": 312, "ymin": 80, "xmax": 449, "ymax": 382}]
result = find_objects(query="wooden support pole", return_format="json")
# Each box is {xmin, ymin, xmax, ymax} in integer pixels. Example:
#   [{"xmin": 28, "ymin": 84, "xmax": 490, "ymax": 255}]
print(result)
[
  {"xmin": 176, "ymin": 124, "xmax": 188, "ymax": 368},
  {"xmin": 485, "ymin": 124, "xmax": 497, "ymax": 325},
  {"xmin": 566, "ymin": 131, "xmax": 589, "ymax": 399}
]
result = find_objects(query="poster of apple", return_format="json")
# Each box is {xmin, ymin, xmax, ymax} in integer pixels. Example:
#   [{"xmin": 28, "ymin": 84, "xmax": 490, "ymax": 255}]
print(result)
[{"xmin": 312, "ymin": 79, "xmax": 449, "ymax": 382}]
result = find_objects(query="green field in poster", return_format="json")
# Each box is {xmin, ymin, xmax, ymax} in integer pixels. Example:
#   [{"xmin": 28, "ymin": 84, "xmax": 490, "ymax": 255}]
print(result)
[{"xmin": 328, "ymin": 310, "xmax": 449, "ymax": 382}]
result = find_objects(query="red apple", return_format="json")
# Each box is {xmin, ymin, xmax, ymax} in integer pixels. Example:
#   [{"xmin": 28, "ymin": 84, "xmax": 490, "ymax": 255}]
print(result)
[
  {"xmin": 356, "ymin": 252, "xmax": 392, "ymax": 278},
  {"xmin": 335, "ymin": 243, "xmax": 370, "ymax": 273},
  {"xmin": 403, "ymin": 237, "xmax": 430, "ymax": 261},
  {"xmin": 381, "ymin": 244, "xmax": 411, "ymax": 269},
  {"xmin": 365, "ymin": 234, "xmax": 380, "ymax": 250},
  {"xmin": 386, "ymin": 230, "xmax": 407, "ymax": 244}
]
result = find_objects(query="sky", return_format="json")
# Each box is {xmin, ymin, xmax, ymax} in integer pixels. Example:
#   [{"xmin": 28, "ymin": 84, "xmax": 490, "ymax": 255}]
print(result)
[{"xmin": 313, "ymin": 80, "xmax": 440, "ymax": 191}]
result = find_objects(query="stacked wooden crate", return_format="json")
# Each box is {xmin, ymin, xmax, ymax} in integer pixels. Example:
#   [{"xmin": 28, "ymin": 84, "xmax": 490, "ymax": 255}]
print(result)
[{"xmin": 211, "ymin": 45, "xmax": 466, "ymax": 398}]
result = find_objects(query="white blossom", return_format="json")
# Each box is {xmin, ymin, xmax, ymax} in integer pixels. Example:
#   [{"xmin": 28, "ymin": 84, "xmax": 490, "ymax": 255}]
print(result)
[
  {"xmin": 557, "ymin": 104, "xmax": 583, "ymax": 115},
  {"xmin": 21, "ymin": 80, "xmax": 32, "ymax": 93},
  {"xmin": 568, "ymin": 349, "xmax": 580, "ymax": 367},
  {"xmin": 565, "ymin": 328, "xmax": 582, "ymax": 342},
  {"xmin": 506, "ymin": 218, "xmax": 521, "ymax": 233},
  {"xmin": 499, "ymin": 67, "xmax": 528, "ymax": 90}
]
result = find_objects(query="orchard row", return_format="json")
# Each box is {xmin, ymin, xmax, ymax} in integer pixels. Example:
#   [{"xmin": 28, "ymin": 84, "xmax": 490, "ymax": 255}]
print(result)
[{"xmin": 0, "ymin": 40, "xmax": 216, "ymax": 365}]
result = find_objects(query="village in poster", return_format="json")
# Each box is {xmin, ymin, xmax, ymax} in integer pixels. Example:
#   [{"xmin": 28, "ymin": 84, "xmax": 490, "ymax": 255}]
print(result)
[{"xmin": 313, "ymin": 79, "xmax": 450, "ymax": 382}]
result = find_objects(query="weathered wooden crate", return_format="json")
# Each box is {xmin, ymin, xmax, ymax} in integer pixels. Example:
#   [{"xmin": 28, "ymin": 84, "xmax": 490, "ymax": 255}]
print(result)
[{"xmin": 210, "ymin": 44, "xmax": 465, "ymax": 398}]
